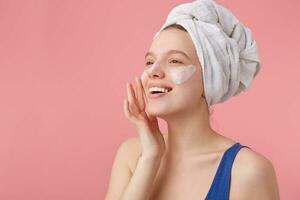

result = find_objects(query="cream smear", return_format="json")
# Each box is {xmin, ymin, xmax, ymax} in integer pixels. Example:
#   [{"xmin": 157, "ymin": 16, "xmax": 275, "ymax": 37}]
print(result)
[
  {"xmin": 169, "ymin": 64, "xmax": 196, "ymax": 84},
  {"xmin": 141, "ymin": 62, "xmax": 196, "ymax": 85}
]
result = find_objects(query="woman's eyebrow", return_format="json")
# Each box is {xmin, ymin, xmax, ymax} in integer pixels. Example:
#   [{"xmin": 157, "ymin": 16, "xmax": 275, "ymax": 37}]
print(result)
[{"xmin": 145, "ymin": 50, "xmax": 190, "ymax": 60}]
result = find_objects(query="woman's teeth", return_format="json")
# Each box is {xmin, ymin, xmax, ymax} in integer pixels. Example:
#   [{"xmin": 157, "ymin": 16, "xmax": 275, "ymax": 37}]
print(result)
[
  {"xmin": 148, "ymin": 87, "xmax": 173, "ymax": 99},
  {"xmin": 149, "ymin": 87, "xmax": 171, "ymax": 94}
]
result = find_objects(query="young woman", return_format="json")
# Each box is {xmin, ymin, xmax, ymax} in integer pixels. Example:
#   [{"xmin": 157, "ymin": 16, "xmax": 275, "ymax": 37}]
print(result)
[{"xmin": 105, "ymin": 1, "xmax": 280, "ymax": 200}]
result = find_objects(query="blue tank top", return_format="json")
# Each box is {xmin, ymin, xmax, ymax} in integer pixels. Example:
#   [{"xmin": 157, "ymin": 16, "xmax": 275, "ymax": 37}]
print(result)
[{"xmin": 204, "ymin": 142, "xmax": 250, "ymax": 200}]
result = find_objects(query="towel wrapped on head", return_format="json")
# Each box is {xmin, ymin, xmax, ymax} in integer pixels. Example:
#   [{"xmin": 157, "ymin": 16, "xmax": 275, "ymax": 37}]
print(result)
[{"xmin": 153, "ymin": 0, "xmax": 261, "ymax": 107}]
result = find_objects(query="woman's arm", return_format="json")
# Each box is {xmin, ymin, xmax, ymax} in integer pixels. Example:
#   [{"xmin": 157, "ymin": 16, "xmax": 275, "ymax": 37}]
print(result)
[
  {"xmin": 105, "ymin": 78, "xmax": 166, "ymax": 199},
  {"xmin": 104, "ymin": 138, "xmax": 134, "ymax": 200},
  {"xmin": 105, "ymin": 137, "xmax": 162, "ymax": 200},
  {"xmin": 119, "ymin": 155, "xmax": 161, "ymax": 200}
]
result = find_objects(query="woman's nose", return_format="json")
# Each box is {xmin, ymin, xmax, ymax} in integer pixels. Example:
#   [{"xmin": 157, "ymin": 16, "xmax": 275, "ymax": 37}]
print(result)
[{"xmin": 147, "ymin": 62, "xmax": 165, "ymax": 79}]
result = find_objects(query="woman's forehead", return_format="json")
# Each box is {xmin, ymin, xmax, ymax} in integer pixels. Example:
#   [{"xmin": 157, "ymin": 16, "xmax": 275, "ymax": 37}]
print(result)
[
  {"xmin": 145, "ymin": 49, "xmax": 190, "ymax": 60},
  {"xmin": 149, "ymin": 29, "xmax": 198, "ymax": 60}
]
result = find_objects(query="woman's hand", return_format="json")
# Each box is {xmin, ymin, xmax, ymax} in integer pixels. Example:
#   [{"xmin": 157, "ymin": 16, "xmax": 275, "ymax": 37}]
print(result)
[{"xmin": 124, "ymin": 76, "xmax": 166, "ymax": 160}]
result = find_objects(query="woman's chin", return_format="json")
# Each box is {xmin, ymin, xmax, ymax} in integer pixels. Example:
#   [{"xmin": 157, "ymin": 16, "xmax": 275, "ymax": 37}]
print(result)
[{"xmin": 146, "ymin": 105, "xmax": 175, "ymax": 118}]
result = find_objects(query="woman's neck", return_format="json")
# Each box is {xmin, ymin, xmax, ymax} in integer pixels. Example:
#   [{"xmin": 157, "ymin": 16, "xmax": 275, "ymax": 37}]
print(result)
[{"xmin": 161, "ymin": 103, "xmax": 219, "ymax": 158}]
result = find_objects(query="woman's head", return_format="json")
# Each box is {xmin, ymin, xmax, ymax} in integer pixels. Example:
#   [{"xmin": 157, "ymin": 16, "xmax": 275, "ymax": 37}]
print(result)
[
  {"xmin": 141, "ymin": 24, "xmax": 210, "ymax": 119},
  {"xmin": 148, "ymin": 0, "xmax": 261, "ymax": 107}
]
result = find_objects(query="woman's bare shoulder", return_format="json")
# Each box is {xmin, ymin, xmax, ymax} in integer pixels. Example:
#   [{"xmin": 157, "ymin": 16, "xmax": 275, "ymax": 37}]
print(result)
[
  {"xmin": 231, "ymin": 146, "xmax": 280, "ymax": 199},
  {"xmin": 232, "ymin": 146, "xmax": 275, "ymax": 176}
]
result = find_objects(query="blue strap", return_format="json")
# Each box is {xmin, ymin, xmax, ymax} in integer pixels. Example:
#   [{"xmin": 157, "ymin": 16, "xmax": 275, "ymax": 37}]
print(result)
[{"xmin": 205, "ymin": 143, "xmax": 250, "ymax": 200}]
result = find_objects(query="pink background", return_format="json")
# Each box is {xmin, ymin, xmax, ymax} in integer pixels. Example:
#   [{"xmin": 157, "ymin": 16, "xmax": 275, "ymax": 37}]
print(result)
[{"xmin": 0, "ymin": 0, "xmax": 299, "ymax": 199}]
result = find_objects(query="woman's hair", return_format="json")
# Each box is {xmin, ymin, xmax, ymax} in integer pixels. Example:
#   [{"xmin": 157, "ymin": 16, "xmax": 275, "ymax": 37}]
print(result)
[
  {"xmin": 161, "ymin": 23, "xmax": 217, "ymax": 129},
  {"xmin": 162, "ymin": 23, "xmax": 188, "ymax": 32}
]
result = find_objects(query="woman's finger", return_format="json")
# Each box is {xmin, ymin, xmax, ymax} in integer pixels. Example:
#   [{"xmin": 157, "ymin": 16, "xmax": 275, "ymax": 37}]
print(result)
[
  {"xmin": 126, "ymin": 82, "xmax": 140, "ymax": 115},
  {"xmin": 123, "ymin": 99, "xmax": 131, "ymax": 119},
  {"xmin": 126, "ymin": 82, "xmax": 134, "ymax": 103},
  {"xmin": 135, "ymin": 76, "xmax": 145, "ymax": 111},
  {"xmin": 123, "ymin": 99, "xmax": 138, "ymax": 123}
]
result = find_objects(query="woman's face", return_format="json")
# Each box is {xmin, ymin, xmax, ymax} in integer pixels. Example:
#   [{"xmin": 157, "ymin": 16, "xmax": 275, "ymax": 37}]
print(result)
[{"xmin": 141, "ymin": 27, "xmax": 206, "ymax": 117}]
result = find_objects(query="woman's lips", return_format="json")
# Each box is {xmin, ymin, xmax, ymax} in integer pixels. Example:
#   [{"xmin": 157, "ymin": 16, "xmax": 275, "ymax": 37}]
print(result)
[{"xmin": 148, "ymin": 89, "xmax": 172, "ymax": 99}]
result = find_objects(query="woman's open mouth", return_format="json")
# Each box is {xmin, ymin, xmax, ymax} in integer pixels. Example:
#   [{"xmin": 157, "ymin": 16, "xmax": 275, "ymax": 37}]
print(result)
[{"xmin": 148, "ymin": 88, "xmax": 173, "ymax": 99}]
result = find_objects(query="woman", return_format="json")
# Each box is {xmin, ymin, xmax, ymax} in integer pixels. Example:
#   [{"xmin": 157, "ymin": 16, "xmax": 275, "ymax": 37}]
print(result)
[{"xmin": 105, "ymin": 0, "xmax": 280, "ymax": 199}]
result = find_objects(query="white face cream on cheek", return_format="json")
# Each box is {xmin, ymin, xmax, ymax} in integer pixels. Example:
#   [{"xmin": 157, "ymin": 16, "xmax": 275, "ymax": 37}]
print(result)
[
  {"xmin": 140, "ymin": 63, "xmax": 196, "ymax": 85},
  {"xmin": 170, "ymin": 64, "xmax": 196, "ymax": 85}
]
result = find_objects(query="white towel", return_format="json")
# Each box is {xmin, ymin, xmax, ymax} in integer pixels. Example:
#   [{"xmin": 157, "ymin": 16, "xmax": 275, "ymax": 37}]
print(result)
[{"xmin": 153, "ymin": 0, "xmax": 261, "ymax": 107}]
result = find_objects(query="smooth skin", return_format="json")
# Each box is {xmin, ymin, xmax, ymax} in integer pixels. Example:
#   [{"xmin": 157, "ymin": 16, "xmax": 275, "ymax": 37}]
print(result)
[{"xmin": 105, "ymin": 27, "xmax": 280, "ymax": 200}]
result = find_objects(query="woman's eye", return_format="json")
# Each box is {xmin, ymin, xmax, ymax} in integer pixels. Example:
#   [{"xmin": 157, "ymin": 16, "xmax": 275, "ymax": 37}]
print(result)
[
  {"xmin": 170, "ymin": 59, "xmax": 182, "ymax": 64},
  {"xmin": 145, "ymin": 61, "xmax": 154, "ymax": 66}
]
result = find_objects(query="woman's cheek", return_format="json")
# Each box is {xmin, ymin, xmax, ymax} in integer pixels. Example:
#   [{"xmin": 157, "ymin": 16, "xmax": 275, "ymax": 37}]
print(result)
[
  {"xmin": 140, "ymin": 63, "xmax": 196, "ymax": 85},
  {"xmin": 169, "ymin": 64, "xmax": 196, "ymax": 85}
]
